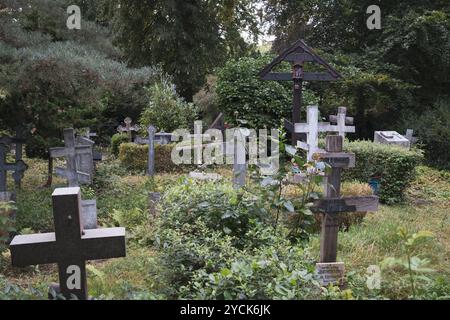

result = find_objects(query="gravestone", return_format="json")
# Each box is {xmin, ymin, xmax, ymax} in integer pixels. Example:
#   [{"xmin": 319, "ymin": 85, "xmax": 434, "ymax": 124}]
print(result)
[
  {"xmin": 295, "ymin": 106, "xmax": 355, "ymax": 161},
  {"xmin": 311, "ymin": 135, "xmax": 379, "ymax": 286},
  {"xmin": 0, "ymin": 140, "xmax": 28, "ymax": 193},
  {"xmin": 329, "ymin": 107, "xmax": 354, "ymax": 138},
  {"xmin": 117, "ymin": 117, "xmax": 139, "ymax": 142},
  {"xmin": 232, "ymin": 128, "xmax": 248, "ymax": 189},
  {"xmin": 10, "ymin": 187, "xmax": 126, "ymax": 300},
  {"xmin": 374, "ymin": 131, "xmax": 410, "ymax": 149},
  {"xmin": 81, "ymin": 200, "xmax": 97, "ymax": 230},
  {"xmin": 82, "ymin": 128, "xmax": 102, "ymax": 162},
  {"xmin": 49, "ymin": 129, "xmax": 92, "ymax": 187}
]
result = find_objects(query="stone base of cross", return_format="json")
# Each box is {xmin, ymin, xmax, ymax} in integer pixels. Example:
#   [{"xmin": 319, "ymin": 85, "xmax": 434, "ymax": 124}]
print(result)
[
  {"xmin": 295, "ymin": 106, "xmax": 355, "ymax": 162},
  {"xmin": 10, "ymin": 187, "xmax": 126, "ymax": 300},
  {"xmin": 311, "ymin": 135, "xmax": 379, "ymax": 286}
]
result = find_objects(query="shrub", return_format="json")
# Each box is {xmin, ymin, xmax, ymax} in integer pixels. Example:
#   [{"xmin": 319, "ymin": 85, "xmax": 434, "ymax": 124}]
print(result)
[
  {"xmin": 343, "ymin": 141, "xmax": 424, "ymax": 204},
  {"xmin": 216, "ymin": 55, "xmax": 318, "ymax": 129},
  {"xmin": 139, "ymin": 81, "xmax": 199, "ymax": 133},
  {"xmin": 402, "ymin": 98, "xmax": 450, "ymax": 169},
  {"xmin": 111, "ymin": 133, "xmax": 129, "ymax": 156},
  {"xmin": 118, "ymin": 143, "xmax": 181, "ymax": 173}
]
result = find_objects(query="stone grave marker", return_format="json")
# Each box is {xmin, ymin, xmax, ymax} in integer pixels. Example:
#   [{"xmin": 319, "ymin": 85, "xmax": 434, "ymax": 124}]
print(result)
[
  {"xmin": 374, "ymin": 131, "xmax": 410, "ymax": 149},
  {"xmin": 82, "ymin": 128, "xmax": 102, "ymax": 162},
  {"xmin": 316, "ymin": 262, "xmax": 346, "ymax": 287},
  {"xmin": 311, "ymin": 135, "xmax": 379, "ymax": 286},
  {"xmin": 117, "ymin": 117, "xmax": 139, "ymax": 142},
  {"xmin": 10, "ymin": 187, "xmax": 126, "ymax": 300},
  {"xmin": 295, "ymin": 106, "xmax": 355, "ymax": 161},
  {"xmin": 49, "ymin": 128, "xmax": 92, "ymax": 187},
  {"xmin": 75, "ymin": 136, "xmax": 95, "ymax": 181},
  {"xmin": 329, "ymin": 107, "xmax": 354, "ymax": 138}
]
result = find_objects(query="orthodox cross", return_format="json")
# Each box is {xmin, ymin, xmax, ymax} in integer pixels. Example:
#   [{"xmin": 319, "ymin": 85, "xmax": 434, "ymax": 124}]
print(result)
[
  {"xmin": 10, "ymin": 187, "xmax": 126, "ymax": 300},
  {"xmin": 49, "ymin": 129, "xmax": 92, "ymax": 187},
  {"xmin": 259, "ymin": 39, "xmax": 342, "ymax": 144},
  {"xmin": 295, "ymin": 106, "xmax": 355, "ymax": 161},
  {"xmin": 312, "ymin": 135, "xmax": 379, "ymax": 263}
]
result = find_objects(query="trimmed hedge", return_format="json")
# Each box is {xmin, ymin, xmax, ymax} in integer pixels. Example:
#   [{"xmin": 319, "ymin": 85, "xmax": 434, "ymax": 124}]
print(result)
[
  {"xmin": 342, "ymin": 141, "xmax": 424, "ymax": 204},
  {"xmin": 118, "ymin": 143, "xmax": 181, "ymax": 173},
  {"xmin": 111, "ymin": 133, "xmax": 130, "ymax": 156}
]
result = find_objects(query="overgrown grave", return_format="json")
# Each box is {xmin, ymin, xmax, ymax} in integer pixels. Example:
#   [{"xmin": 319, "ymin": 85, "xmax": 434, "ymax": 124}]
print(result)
[
  {"xmin": 49, "ymin": 128, "xmax": 98, "ymax": 229},
  {"xmin": 10, "ymin": 187, "xmax": 126, "ymax": 300}
]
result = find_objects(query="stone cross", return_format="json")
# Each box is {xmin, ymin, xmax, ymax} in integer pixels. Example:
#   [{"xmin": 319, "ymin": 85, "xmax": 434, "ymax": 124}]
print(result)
[
  {"xmin": 0, "ymin": 140, "xmax": 28, "ymax": 192},
  {"xmin": 49, "ymin": 129, "xmax": 92, "ymax": 187},
  {"xmin": 295, "ymin": 106, "xmax": 355, "ymax": 161},
  {"xmin": 312, "ymin": 136, "xmax": 379, "ymax": 266},
  {"xmin": 147, "ymin": 126, "xmax": 156, "ymax": 176},
  {"xmin": 117, "ymin": 117, "xmax": 137, "ymax": 142},
  {"xmin": 10, "ymin": 187, "xmax": 126, "ymax": 300}
]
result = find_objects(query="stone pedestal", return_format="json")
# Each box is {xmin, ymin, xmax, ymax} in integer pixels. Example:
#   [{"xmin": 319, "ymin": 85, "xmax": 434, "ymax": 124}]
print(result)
[{"xmin": 374, "ymin": 131, "xmax": 411, "ymax": 149}]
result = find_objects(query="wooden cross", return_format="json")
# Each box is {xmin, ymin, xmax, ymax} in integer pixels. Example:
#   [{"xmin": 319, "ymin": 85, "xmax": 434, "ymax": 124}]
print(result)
[
  {"xmin": 312, "ymin": 136, "xmax": 379, "ymax": 263},
  {"xmin": 49, "ymin": 129, "xmax": 92, "ymax": 187},
  {"xmin": 10, "ymin": 187, "xmax": 126, "ymax": 300},
  {"xmin": 329, "ymin": 107, "xmax": 354, "ymax": 138},
  {"xmin": 0, "ymin": 141, "xmax": 28, "ymax": 192},
  {"xmin": 295, "ymin": 106, "xmax": 355, "ymax": 161}
]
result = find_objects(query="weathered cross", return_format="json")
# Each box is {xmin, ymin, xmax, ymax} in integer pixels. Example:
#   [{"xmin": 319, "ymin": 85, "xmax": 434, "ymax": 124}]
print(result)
[
  {"xmin": 147, "ymin": 125, "xmax": 156, "ymax": 176},
  {"xmin": 117, "ymin": 117, "xmax": 137, "ymax": 142},
  {"xmin": 312, "ymin": 135, "xmax": 379, "ymax": 264},
  {"xmin": 50, "ymin": 129, "xmax": 92, "ymax": 187},
  {"xmin": 10, "ymin": 187, "xmax": 126, "ymax": 300},
  {"xmin": 329, "ymin": 107, "xmax": 354, "ymax": 138},
  {"xmin": 295, "ymin": 106, "xmax": 355, "ymax": 161},
  {"xmin": 0, "ymin": 140, "xmax": 28, "ymax": 192}
]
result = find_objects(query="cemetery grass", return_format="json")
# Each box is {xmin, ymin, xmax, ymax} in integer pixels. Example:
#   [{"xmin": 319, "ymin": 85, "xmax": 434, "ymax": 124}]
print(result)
[{"xmin": 1, "ymin": 156, "xmax": 449, "ymax": 300}]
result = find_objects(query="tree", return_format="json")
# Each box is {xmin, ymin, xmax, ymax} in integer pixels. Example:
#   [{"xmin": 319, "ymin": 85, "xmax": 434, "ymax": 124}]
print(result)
[{"xmin": 105, "ymin": 0, "xmax": 260, "ymax": 101}]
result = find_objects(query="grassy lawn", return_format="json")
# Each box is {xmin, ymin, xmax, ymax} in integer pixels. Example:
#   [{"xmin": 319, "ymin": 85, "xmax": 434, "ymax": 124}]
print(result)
[{"xmin": 1, "ymin": 156, "xmax": 449, "ymax": 300}]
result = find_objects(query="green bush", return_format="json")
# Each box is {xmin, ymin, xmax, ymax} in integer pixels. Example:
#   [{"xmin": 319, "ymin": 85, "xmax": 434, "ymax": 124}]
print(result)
[
  {"xmin": 139, "ymin": 81, "xmax": 199, "ymax": 133},
  {"xmin": 118, "ymin": 143, "xmax": 181, "ymax": 173},
  {"xmin": 111, "ymin": 133, "xmax": 130, "ymax": 156},
  {"xmin": 216, "ymin": 55, "xmax": 318, "ymax": 129},
  {"xmin": 343, "ymin": 141, "xmax": 424, "ymax": 204},
  {"xmin": 402, "ymin": 98, "xmax": 450, "ymax": 169}
]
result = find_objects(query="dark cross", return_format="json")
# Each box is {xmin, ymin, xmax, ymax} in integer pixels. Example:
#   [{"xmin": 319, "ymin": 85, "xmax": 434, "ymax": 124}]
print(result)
[
  {"xmin": 312, "ymin": 135, "xmax": 379, "ymax": 263},
  {"xmin": 49, "ymin": 129, "xmax": 92, "ymax": 187},
  {"xmin": 10, "ymin": 187, "xmax": 126, "ymax": 300},
  {"xmin": 0, "ymin": 141, "xmax": 28, "ymax": 192},
  {"xmin": 259, "ymin": 39, "xmax": 342, "ymax": 145}
]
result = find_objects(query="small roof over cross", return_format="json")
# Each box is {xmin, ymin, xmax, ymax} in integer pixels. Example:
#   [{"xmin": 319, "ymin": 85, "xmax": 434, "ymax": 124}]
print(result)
[
  {"xmin": 10, "ymin": 187, "xmax": 126, "ymax": 300},
  {"xmin": 295, "ymin": 106, "xmax": 355, "ymax": 161}
]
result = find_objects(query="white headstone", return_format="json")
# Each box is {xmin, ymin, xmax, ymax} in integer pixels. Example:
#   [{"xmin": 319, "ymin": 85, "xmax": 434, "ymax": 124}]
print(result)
[{"xmin": 374, "ymin": 131, "xmax": 411, "ymax": 149}]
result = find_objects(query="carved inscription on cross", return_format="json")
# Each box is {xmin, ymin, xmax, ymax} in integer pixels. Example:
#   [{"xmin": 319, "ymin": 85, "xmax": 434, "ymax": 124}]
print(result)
[
  {"xmin": 312, "ymin": 136, "xmax": 379, "ymax": 264},
  {"xmin": 10, "ymin": 187, "xmax": 126, "ymax": 300},
  {"xmin": 295, "ymin": 106, "xmax": 355, "ymax": 161},
  {"xmin": 0, "ymin": 140, "xmax": 28, "ymax": 192},
  {"xmin": 49, "ymin": 129, "xmax": 92, "ymax": 187}
]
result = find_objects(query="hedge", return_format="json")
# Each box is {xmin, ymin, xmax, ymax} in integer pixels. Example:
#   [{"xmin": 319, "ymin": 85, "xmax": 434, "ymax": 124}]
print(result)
[
  {"xmin": 342, "ymin": 141, "xmax": 424, "ymax": 204},
  {"xmin": 111, "ymin": 133, "xmax": 130, "ymax": 156},
  {"xmin": 118, "ymin": 143, "xmax": 182, "ymax": 173}
]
